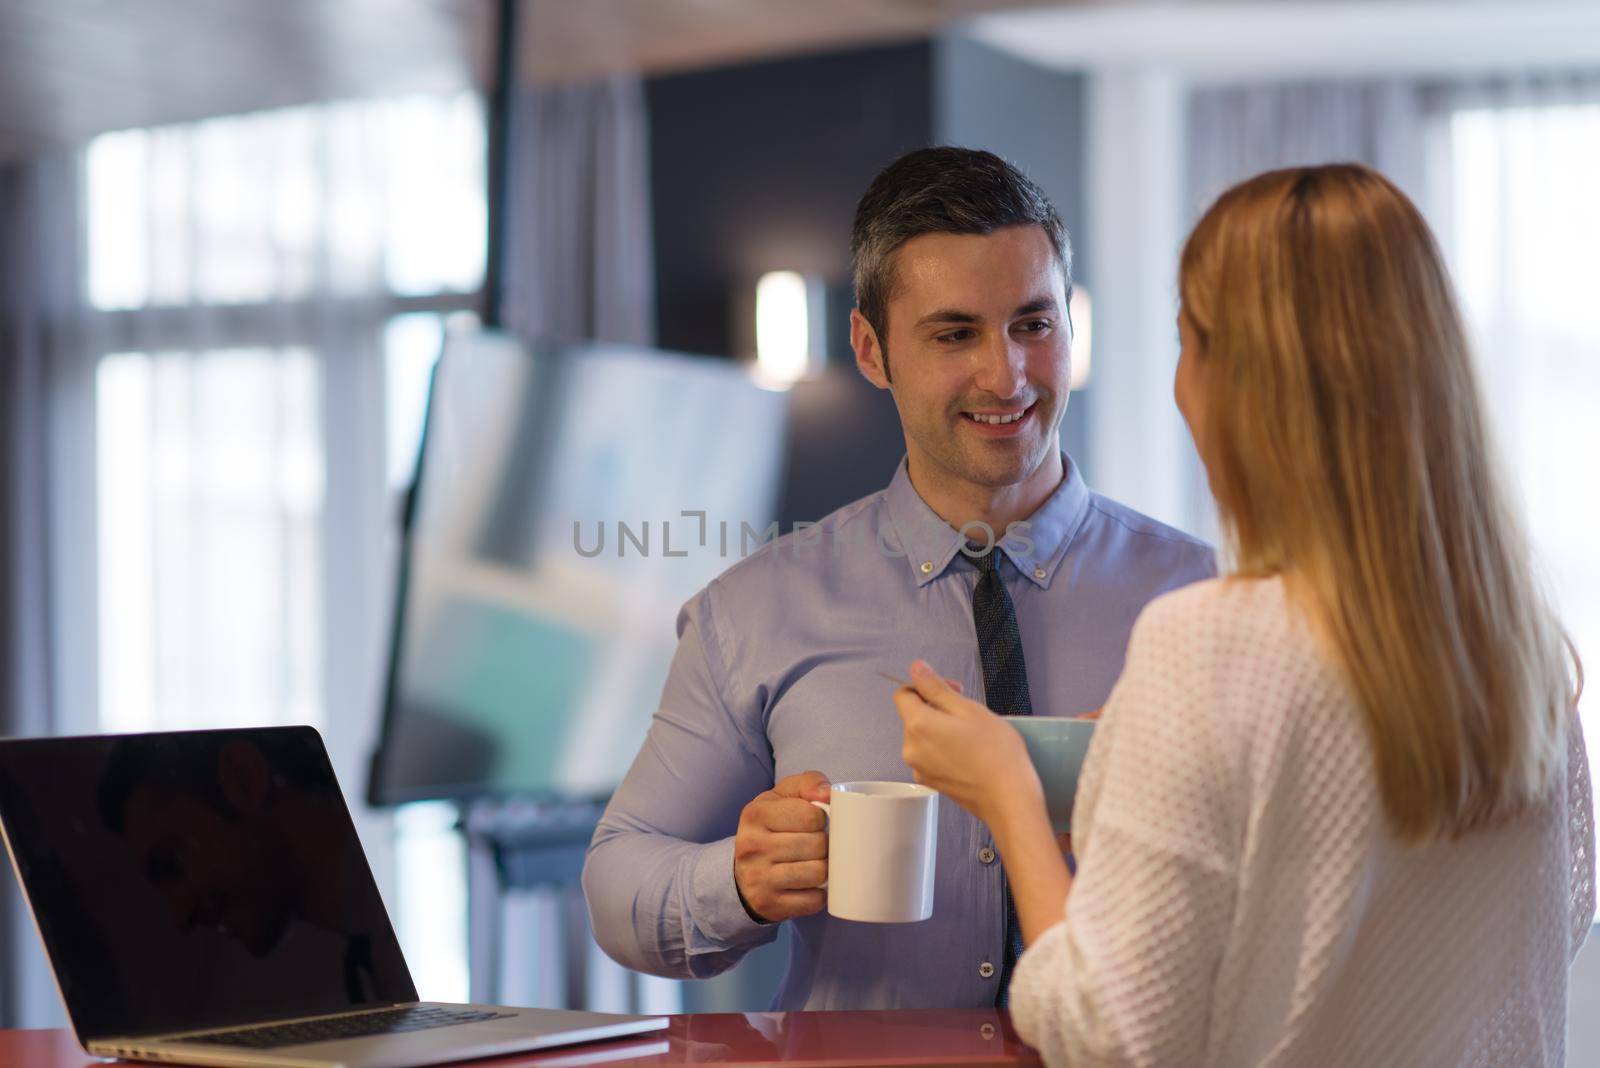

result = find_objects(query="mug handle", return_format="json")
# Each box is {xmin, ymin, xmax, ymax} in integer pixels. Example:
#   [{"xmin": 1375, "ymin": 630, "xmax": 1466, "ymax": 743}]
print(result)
[{"xmin": 809, "ymin": 800, "xmax": 830, "ymax": 889}]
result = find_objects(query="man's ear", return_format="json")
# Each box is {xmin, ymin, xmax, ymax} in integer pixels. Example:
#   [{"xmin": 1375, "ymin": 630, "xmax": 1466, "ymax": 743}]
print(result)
[{"xmin": 851, "ymin": 309, "xmax": 891, "ymax": 391}]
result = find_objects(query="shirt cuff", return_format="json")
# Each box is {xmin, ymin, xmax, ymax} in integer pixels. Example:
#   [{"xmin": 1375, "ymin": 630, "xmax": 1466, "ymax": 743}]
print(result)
[{"xmin": 691, "ymin": 835, "xmax": 777, "ymax": 947}]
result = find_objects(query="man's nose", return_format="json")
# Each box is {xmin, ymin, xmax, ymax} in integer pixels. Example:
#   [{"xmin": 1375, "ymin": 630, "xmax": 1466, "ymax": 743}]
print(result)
[{"xmin": 973, "ymin": 335, "xmax": 1027, "ymax": 400}]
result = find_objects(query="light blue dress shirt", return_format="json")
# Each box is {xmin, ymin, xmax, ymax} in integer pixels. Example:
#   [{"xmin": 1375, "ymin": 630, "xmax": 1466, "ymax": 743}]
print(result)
[{"xmin": 583, "ymin": 457, "xmax": 1215, "ymax": 1009}]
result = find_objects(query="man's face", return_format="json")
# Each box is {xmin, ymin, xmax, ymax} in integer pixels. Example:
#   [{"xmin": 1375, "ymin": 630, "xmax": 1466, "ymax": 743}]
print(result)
[{"xmin": 858, "ymin": 225, "xmax": 1072, "ymax": 493}]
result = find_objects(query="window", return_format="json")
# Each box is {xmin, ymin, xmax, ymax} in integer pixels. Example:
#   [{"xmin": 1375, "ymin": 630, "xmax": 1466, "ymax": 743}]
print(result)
[
  {"xmin": 89, "ymin": 92, "xmax": 484, "ymax": 736},
  {"xmin": 97, "ymin": 348, "xmax": 322, "ymax": 733},
  {"xmin": 87, "ymin": 95, "xmax": 485, "ymax": 311}
]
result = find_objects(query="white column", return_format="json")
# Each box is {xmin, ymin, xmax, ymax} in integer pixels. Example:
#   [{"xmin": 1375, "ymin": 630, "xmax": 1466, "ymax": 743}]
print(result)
[
  {"xmin": 1084, "ymin": 68, "xmax": 1195, "ymax": 533},
  {"xmin": 320, "ymin": 325, "xmax": 400, "ymax": 901}
]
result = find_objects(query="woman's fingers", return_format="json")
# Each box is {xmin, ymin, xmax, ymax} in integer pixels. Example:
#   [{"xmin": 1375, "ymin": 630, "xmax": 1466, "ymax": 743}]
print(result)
[
  {"xmin": 899, "ymin": 703, "xmax": 969, "ymax": 774},
  {"xmin": 908, "ymin": 659, "xmax": 961, "ymax": 710},
  {"xmin": 893, "ymin": 685, "xmax": 933, "ymax": 725},
  {"xmin": 909, "ymin": 659, "xmax": 989, "ymax": 717},
  {"xmin": 895, "ymin": 690, "xmax": 958, "ymax": 748}
]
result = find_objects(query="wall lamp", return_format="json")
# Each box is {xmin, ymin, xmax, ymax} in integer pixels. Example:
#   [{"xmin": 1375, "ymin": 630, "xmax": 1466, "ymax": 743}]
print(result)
[
  {"xmin": 1069, "ymin": 285, "xmax": 1092, "ymax": 390},
  {"xmin": 750, "ymin": 270, "xmax": 827, "ymax": 391}
]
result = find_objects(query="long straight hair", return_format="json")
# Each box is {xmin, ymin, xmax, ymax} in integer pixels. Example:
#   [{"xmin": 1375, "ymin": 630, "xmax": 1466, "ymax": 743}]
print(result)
[{"xmin": 1179, "ymin": 164, "xmax": 1580, "ymax": 841}]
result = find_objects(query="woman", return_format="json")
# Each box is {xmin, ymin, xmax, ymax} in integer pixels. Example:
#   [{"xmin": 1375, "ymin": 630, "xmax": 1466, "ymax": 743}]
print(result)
[{"xmin": 897, "ymin": 164, "xmax": 1594, "ymax": 1066}]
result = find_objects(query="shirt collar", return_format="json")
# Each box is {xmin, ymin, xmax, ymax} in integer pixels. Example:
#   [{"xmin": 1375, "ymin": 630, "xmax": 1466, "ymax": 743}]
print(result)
[{"xmin": 882, "ymin": 454, "xmax": 1092, "ymax": 589}]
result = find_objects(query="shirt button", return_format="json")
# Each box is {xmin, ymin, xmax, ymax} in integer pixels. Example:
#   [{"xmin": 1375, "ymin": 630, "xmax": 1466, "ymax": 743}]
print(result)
[
  {"xmin": 920, "ymin": 560, "xmax": 934, "ymax": 574},
  {"xmin": 1033, "ymin": 567, "xmax": 1046, "ymax": 580},
  {"xmin": 978, "ymin": 846, "xmax": 996, "ymax": 864},
  {"xmin": 979, "ymin": 961, "xmax": 996, "ymax": 979}
]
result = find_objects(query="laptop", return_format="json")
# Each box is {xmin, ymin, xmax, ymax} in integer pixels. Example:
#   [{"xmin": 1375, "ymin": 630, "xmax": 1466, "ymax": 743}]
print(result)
[{"xmin": 0, "ymin": 726, "xmax": 668, "ymax": 1068}]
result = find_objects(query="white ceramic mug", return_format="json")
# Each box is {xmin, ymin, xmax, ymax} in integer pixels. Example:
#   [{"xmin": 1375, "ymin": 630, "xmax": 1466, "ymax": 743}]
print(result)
[{"xmin": 810, "ymin": 781, "xmax": 938, "ymax": 923}]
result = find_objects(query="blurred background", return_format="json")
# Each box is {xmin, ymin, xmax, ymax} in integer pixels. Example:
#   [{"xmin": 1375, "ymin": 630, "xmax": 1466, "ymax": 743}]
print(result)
[{"xmin": 2, "ymin": 0, "xmax": 1598, "ymax": 1048}]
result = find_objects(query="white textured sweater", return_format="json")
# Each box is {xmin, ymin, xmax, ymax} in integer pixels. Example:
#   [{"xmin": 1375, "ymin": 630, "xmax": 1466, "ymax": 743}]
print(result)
[{"xmin": 1010, "ymin": 577, "xmax": 1596, "ymax": 1067}]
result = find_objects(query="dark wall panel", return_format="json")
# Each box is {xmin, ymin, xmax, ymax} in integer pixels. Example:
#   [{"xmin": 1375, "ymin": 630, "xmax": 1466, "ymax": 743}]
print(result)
[
  {"xmin": 649, "ymin": 43, "xmax": 934, "ymax": 358},
  {"xmin": 647, "ymin": 44, "xmax": 935, "ymax": 527}
]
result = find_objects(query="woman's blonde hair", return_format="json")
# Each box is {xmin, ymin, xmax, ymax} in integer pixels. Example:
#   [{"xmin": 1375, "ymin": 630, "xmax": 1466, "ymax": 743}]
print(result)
[{"xmin": 1179, "ymin": 163, "xmax": 1580, "ymax": 841}]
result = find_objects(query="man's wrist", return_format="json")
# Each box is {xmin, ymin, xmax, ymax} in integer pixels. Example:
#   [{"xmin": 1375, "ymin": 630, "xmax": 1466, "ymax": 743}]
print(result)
[
  {"xmin": 733, "ymin": 865, "xmax": 774, "ymax": 925},
  {"xmin": 692, "ymin": 837, "xmax": 778, "ymax": 946}
]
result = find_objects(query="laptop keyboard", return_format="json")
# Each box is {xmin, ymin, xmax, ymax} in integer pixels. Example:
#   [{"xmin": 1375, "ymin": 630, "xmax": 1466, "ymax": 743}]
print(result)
[{"xmin": 174, "ymin": 1005, "xmax": 513, "ymax": 1049}]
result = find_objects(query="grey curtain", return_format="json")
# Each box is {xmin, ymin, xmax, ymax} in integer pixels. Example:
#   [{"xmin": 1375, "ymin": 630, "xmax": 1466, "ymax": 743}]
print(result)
[
  {"xmin": 0, "ymin": 153, "xmax": 80, "ymax": 1029},
  {"xmin": 1187, "ymin": 80, "xmax": 1433, "ymax": 222},
  {"xmin": 1437, "ymin": 69, "xmax": 1600, "ymax": 111},
  {"xmin": 501, "ymin": 75, "xmax": 656, "ymax": 345}
]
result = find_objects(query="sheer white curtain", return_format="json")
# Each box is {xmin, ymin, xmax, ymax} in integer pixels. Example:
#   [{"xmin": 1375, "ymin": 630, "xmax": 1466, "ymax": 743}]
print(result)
[{"xmin": 88, "ymin": 95, "xmax": 484, "ymax": 750}]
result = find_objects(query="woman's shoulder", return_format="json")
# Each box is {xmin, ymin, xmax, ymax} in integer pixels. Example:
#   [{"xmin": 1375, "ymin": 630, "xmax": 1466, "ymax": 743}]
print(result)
[
  {"xmin": 1129, "ymin": 574, "xmax": 1328, "ymax": 683},
  {"xmin": 1134, "ymin": 573, "xmax": 1293, "ymax": 634},
  {"xmin": 1115, "ymin": 576, "xmax": 1355, "ymax": 787}
]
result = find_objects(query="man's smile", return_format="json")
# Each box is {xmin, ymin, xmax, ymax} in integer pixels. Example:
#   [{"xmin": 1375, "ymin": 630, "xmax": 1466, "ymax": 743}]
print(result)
[{"xmin": 961, "ymin": 401, "xmax": 1036, "ymax": 436}]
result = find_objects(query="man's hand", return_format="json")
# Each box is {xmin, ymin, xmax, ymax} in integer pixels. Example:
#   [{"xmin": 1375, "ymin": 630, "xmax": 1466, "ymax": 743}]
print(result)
[{"xmin": 733, "ymin": 771, "xmax": 831, "ymax": 923}]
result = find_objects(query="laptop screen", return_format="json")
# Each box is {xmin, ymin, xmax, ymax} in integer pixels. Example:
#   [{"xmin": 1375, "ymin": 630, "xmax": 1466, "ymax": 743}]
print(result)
[{"xmin": 0, "ymin": 727, "xmax": 418, "ymax": 1041}]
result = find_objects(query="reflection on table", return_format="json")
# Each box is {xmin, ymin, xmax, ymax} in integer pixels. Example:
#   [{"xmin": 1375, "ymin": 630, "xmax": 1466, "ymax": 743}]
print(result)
[{"xmin": 1, "ymin": 1009, "xmax": 1043, "ymax": 1067}]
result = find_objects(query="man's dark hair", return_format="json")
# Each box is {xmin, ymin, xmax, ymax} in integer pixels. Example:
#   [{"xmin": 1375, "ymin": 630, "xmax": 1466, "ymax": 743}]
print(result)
[{"xmin": 851, "ymin": 146, "xmax": 1073, "ymax": 377}]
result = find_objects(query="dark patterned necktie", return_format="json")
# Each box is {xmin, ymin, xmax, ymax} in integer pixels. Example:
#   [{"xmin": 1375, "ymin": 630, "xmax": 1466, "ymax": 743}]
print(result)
[
  {"xmin": 972, "ymin": 548, "xmax": 1031, "ymax": 1006},
  {"xmin": 973, "ymin": 548, "xmax": 1033, "ymax": 717}
]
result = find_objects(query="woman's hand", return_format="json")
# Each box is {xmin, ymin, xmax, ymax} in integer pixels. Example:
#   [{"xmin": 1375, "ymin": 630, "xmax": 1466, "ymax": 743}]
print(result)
[
  {"xmin": 898, "ymin": 660, "xmax": 1075, "ymax": 947},
  {"xmin": 894, "ymin": 659, "xmax": 1045, "ymax": 827}
]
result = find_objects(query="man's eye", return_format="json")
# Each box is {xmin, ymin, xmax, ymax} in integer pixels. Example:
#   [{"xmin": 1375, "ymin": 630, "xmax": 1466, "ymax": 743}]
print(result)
[
  {"xmin": 1016, "ymin": 319, "xmax": 1053, "ymax": 336},
  {"xmin": 936, "ymin": 329, "xmax": 975, "ymax": 344}
]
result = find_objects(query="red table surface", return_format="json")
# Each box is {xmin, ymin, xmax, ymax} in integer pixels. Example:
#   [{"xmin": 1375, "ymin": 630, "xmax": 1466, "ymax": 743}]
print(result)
[{"xmin": 3, "ymin": 1009, "xmax": 1044, "ymax": 1066}]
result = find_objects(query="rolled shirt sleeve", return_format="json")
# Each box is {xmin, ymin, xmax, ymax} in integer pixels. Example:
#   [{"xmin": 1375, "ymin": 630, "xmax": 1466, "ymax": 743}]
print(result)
[{"xmin": 582, "ymin": 584, "xmax": 781, "ymax": 978}]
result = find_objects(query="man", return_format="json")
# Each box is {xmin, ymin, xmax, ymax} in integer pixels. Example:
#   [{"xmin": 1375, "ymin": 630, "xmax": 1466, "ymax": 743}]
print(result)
[{"xmin": 583, "ymin": 147, "xmax": 1214, "ymax": 1009}]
